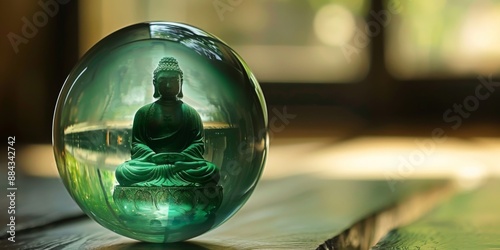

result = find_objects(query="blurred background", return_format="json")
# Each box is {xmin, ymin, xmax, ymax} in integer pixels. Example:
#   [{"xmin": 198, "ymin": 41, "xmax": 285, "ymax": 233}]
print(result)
[{"xmin": 1, "ymin": 0, "xmax": 500, "ymax": 180}]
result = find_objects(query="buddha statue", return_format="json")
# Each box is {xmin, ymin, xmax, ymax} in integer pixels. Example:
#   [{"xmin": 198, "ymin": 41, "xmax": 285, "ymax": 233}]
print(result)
[{"xmin": 115, "ymin": 57, "xmax": 220, "ymax": 187}]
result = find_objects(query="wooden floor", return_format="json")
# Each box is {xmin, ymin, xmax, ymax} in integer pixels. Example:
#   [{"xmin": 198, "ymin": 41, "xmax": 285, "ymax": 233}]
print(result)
[{"xmin": 1, "ymin": 174, "xmax": 450, "ymax": 249}]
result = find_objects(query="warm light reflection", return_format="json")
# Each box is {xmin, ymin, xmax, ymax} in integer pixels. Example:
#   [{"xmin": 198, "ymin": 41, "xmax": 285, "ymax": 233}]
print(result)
[
  {"xmin": 19, "ymin": 144, "xmax": 58, "ymax": 177},
  {"xmin": 262, "ymin": 138, "xmax": 335, "ymax": 178},
  {"xmin": 314, "ymin": 4, "xmax": 356, "ymax": 46},
  {"xmin": 265, "ymin": 136, "xmax": 500, "ymax": 180},
  {"xmin": 455, "ymin": 165, "xmax": 487, "ymax": 190},
  {"xmin": 455, "ymin": 4, "xmax": 500, "ymax": 74}
]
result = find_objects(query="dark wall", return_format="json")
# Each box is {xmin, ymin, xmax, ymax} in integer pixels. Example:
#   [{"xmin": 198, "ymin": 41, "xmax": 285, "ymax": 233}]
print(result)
[{"xmin": 0, "ymin": 0, "xmax": 79, "ymax": 144}]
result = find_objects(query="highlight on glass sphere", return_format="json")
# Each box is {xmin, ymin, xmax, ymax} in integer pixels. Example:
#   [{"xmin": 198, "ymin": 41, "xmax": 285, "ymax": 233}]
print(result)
[{"xmin": 52, "ymin": 22, "xmax": 268, "ymax": 243}]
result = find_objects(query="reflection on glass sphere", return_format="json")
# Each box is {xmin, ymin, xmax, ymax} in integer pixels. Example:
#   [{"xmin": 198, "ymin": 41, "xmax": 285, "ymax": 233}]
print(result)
[{"xmin": 52, "ymin": 22, "xmax": 268, "ymax": 243}]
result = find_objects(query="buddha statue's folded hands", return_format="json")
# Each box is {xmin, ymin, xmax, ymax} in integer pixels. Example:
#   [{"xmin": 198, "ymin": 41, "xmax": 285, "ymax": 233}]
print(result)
[{"xmin": 152, "ymin": 152, "xmax": 188, "ymax": 164}]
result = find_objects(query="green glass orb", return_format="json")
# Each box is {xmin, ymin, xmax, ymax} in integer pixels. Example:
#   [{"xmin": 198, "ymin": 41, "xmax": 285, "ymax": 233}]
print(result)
[{"xmin": 52, "ymin": 22, "xmax": 268, "ymax": 243}]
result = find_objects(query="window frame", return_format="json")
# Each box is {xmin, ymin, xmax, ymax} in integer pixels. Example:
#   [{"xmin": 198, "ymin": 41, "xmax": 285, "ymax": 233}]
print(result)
[{"xmin": 262, "ymin": 0, "xmax": 500, "ymax": 124}]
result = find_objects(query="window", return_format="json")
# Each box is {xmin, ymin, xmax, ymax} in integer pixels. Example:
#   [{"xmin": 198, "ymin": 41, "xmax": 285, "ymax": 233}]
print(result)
[
  {"xmin": 78, "ymin": 0, "xmax": 500, "ymax": 118},
  {"xmin": 79, "ymin": 0, "xmax": 369, "ymax": 83},
  {"xmin": 386, "ymin": 0, "xmax": 500, "ymax": 79}
]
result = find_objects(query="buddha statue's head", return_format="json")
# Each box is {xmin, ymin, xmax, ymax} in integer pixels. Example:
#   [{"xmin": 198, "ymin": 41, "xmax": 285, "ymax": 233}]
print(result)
[{"xmin": 153, "ymin": 57, "xmax": 184, "ymax": 99}]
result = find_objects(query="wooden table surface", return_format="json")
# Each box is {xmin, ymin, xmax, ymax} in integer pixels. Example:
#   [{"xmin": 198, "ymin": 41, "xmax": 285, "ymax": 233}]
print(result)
[
  {"xmin": 373, "ymin": 179, "xmax": 500, "ymax": 250},
  {"xmin": 1, "ymin": 174, "xmax": 449, "ymax": 249}
]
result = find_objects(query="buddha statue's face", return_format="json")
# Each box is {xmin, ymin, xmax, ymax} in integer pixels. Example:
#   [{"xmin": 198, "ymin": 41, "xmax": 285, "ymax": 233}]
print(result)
[{"xmin": 156, "ymin": 71, "xmax": 181, "ymax": 99}]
